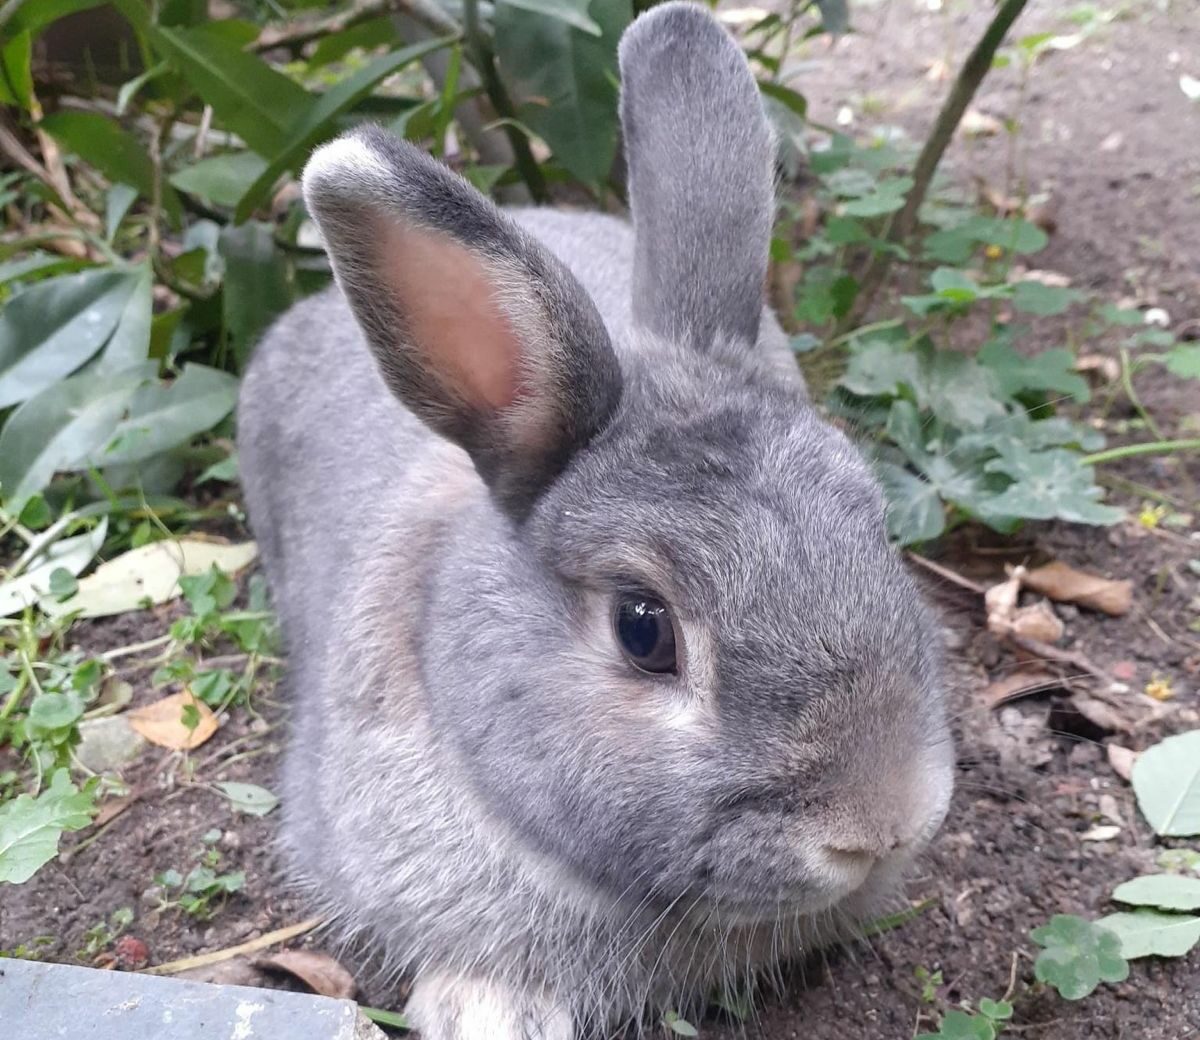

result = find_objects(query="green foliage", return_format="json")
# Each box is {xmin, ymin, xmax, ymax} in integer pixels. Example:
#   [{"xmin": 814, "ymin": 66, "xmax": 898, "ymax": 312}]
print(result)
[
  {"xmin": 916, "ymin": 999, "xmax": 1011, "ymax": 1040},
  {"xmin": 0, "ymin": 769, "xmax": 97, "ymax": 884},
  {"xmin": 153, "ymin": 831, "xmax": 245, "ymax": 920},
  {"xmin": 1095, "ymin": 910, "xmax": 1200, "ymax": 960},
  {"xmin": 1112, "ymin": 874, "xmax": 1200, "ymax": 912},
  {"xmin": 77, "ymin": 906, "xmax": 134, "ymax": 960},
  {"xmin": 1031, "ymin": 914, "xmax": 1129, "ymax": 1000},
  {"xmin": 662, "ymin": 1011, "xmax": 699, "ymax": 1037},
  {"xmin": 1132, "ymin": 731, "xmax": 1200, "ymax": 837}
]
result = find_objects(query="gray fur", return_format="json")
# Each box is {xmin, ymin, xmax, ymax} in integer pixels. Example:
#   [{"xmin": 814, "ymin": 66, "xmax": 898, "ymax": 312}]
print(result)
[{"xmin": 237, "ymin": 4, "xmax": 953, "ymax": 1038}]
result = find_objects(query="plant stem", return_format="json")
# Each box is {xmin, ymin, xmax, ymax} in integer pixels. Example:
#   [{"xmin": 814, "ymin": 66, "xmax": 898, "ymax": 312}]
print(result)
[
  {"xmin": 1119, "ymin": 347, "xmax": 1166, "ymax": 441},
  {"xmin": 834, "ymin": 0, "xmax": 1029, "ymax": 334},
  {"xmin": 1081, "ymin": 439, "xmax": 1200, "ymax": 467},
  {"xmin": 461, "ymin": 0, "xmax": 547, "ymax": 203}
]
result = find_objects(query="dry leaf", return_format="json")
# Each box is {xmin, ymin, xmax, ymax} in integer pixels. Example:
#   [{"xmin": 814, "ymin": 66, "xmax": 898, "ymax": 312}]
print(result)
[
  {"xmin": 1098, "ymin": 793, "xmax": 1124, "ymax": 826},
  {"xmin": 1071, "ymin": 684, "xmax": 1167, "ymax": 735},
  {"xmin": 43, "ymin": 539, "xmax": 258, "ymax": 620},
  {"xmin": 982, "ymin": 670, "xmax": 1062, "ymax": 708},
  {"xmin": 961, "ymin": 108, "xmax": 1003, "ymax": 136},
  {"xmin": 256, "ymin": 949, "xmax": 357, "ymax": 1000},
  {"xmin": 1080, "ymin": 824, "xmax": 1121, "ymax": 842},
  {"xmin": 127, "ymin": 692, "xmax": 217, "ymax": 750},
  {"xmin": 1022, "ymin": 561, "xmax": 1133, "ymax": 616},
  {"xmin": 1010, "ymin": 601, "xmax": 1065, "ymax": 644},
  {"xmin": 985, "ymin": 569, "xmax": 1023, "ymax": 634},
  {"xmin": 1108, "ymin": 744, "xmax": 1138, "ymax": 781},
  {"xmin": 1077, "ymin": 354, "xmax": 1120, "ymax": 385},
  {"xmin": 1008, "ymin": 268, "xmax": 1072, "ymax": 287}
]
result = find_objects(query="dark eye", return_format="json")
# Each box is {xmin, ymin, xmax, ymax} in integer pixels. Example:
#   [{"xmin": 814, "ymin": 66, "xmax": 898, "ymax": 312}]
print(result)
[{"xmin": 613, "ymin": 593, "xmax": 678, "ymax": 675}]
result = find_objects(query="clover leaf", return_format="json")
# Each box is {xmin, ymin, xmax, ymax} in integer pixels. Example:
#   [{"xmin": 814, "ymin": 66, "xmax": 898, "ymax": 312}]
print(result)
[{"xmin": 1031, "ymin": 914, "xmax": 1129, "ymax": 1000}]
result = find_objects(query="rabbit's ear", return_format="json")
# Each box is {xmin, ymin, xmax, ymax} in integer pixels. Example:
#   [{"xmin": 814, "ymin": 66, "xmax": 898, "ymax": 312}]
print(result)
[
  {"xmin": 619, "ymin": 2, "xmax": 775, "ymax": 352},
  {"xmin": 302, "ymin": 127, "xmax": 623, "ymax": 520}
]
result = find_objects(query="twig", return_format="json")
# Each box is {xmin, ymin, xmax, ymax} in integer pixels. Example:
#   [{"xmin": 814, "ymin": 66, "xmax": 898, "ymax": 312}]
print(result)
[
  {"xmin": 906, "ymin": 552, "xmax": 987, "ymax": 596},
  {"xmin": 142, "ymin": 916, "xmax": 325, "ymax": 975},
  {"xmin": 835, "ymin": 0, "xmax": 1030, "ymax": 334},
  {"xmin": 1006, "ymin": 633, "xmax": 1109, "ymax": 682}
]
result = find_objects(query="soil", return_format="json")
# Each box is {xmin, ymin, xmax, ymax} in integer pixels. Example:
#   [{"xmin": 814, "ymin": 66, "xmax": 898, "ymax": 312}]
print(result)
[{"xmin": 3, "ymin": 2, "xmax": 1200, "ymax": 1038}]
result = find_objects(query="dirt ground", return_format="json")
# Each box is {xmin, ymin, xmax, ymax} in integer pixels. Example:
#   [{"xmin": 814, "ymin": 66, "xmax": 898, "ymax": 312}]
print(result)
[{"xmin": 3, "ymin": 2, "xmax": 1199, "ymax": 1037}]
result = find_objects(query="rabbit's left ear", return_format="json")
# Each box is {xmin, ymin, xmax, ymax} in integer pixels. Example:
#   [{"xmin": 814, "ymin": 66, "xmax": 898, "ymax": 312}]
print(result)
[
  {"xmin": 302, "ymin": 126, "xmax": 623, "ymax": 520},
  {"xmin": 620, "ymin": 2, "xmax": 775, "ymax": 353}
]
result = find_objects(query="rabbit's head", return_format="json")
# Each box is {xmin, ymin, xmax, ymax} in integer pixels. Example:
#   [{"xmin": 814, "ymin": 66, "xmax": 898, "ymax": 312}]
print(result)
[{"xmin": 302, "ymin": 2, "xmax": 952, "ymax": 928}]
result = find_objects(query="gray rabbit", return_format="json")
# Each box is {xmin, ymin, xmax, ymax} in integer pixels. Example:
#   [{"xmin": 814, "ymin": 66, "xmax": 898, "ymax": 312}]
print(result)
[{"xmin": 237, "ymin": 4, "xmax": 954, "ymax": 1037}]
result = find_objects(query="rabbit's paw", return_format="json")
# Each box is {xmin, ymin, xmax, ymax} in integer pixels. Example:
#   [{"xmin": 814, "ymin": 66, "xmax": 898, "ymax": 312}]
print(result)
[{"xmin": 405, "ymin": 972, "xmax": 573, "ymax": 1040}]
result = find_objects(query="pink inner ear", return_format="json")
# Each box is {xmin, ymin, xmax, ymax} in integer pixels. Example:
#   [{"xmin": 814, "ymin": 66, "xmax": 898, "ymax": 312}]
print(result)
[{"xmin": 375, "ymin": 218, "xmax": 521, "ymax": 413}]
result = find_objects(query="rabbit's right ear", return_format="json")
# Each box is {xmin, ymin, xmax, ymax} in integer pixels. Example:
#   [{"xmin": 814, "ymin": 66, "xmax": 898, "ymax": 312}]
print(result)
[
  {"xmin": 619, "ymin": 2, "xmax": 775, "ymax": 353},
  {"xmin": 302, "ymin": 127, "xmax": 622, "ymax": 521}
]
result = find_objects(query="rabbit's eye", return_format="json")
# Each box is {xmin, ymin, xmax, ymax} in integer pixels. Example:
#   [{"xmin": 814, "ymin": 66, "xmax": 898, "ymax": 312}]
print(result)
[{"xmin": 613, "ymin": 594, "xmax": 677, "ymax": 675}]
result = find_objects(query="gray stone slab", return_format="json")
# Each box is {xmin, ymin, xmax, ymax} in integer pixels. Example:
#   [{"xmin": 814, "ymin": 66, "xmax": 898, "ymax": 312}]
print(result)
[{"xmin": 0, "ymin": 957, "xmax": 388, "ymax": 1038}]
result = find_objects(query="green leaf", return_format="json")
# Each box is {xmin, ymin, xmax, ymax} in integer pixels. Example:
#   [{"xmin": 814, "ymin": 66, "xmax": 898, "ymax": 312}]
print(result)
[
  {"xmin": 499, "ymin": 0, "xmax": 601, "ymax": 35},
  {"xmin": 171, "ymin": 152, "xmax": 269, "ymax": 209},
  {"xmin": 1163, "ymin": 345, "xmax": 1200, "ymax": 379},
  {"xmin": 1095, "ymin": 910, "xmax": 1200, "ymax": 960},
  {"xmin": 1132, "ymin": 730, "xmax": 1200, "ymax": 836},
  {"xmin": 135, "ymin": 19, "xmax": 313, "ymax": 157},
  {"xmin": 216, "ymin": 781, "xmax": 279, "ymax": 817},
  {"xmin": 7, "ymin": 0, "xmax": 110, "ymax": 37},
  {"xmin": 105, "ymin": 183, "xmax": 139, "ymax": 243},
  {"xmin": 0, "ymin": 770, "xmax": 97, "ymax": 885},
  {"xmin": 94, "ymin": 264, "xmax": 153, "ymax": 373},
  {"xmin": 1031, "ymin": 914, "xmax": 1129, "ymax": 1000},
  {"xmin": 40, "ymin": 110, "xmax": 181, "ymax": 223},
  {"xmin": 839, "ymin": 338, "xmax": 922, "ymax": 399},
  {"xmin": 309, "ymin": 16, "xmax": 398, "ymax": 67},
  {"xmin": 0, "ymin": 30, "xmax": 34, "ymax": 111},
  {"xmin": 27, "ymin": 691, "xmax": 84, "ymax": 736},
  {"xmin": 915, "ymin": 1009, "xmax": 995, "ymax": 1040},
  {"xmin": 662, "ymin": 1011, "xmax": 699, "ymax": 1037},
  {"xmin": 234, "ymin": 36, "xmax": 454, "ymax": 222},
  {"xmin": 47, "ymin": 568, "xmax": 79, "ymax": 600},
  {"xmin": 922, "ymin": 348, "xmax": 1006, "ymax": 429},
  {"xmin": 0, "ymin": 518, "xmax": 107, "ymax": 618},
  {"xmin": 495, "ymin": 0, "xmax": 632, "ymax": 184},
  {"xmin": 758, "ymin": 80, "xmax": 807, "ymax": 118},
  {"xmin": 1113, "ymin": 874, "xmax": 1200, "ymax": 912},
  {"xmin": 816, "ymin": 0, "xmax": 850, "ymax": 34},
  {"xmin": 877, "ymin": 462, "xmax": 945, "ymax": 545},
  {"xmin": 978, "ymin": 340, "xmax": 1091, "ymax": 403},
  {"xmin": 219, "ymin": 222, "xmax": 297, "ymax": 368},
  {"xmin": 89, "ymin": 363, "xmax": 238, "ymax": 467},
  {"xmin": 116, "ymin": 61, "xmax": 169, "ymax": 116},
  {"xmin": 0, "ymin": 268, "xmax": 142, "ymax": 409},
  {"xmin": 198, "ymin": 453, "xmax": 239, "ymax": 485},
  {"xmin": 0, "ymin": 363, "xmax": 155, "ymax": 512},
  {"xmin": 983, "ymin": 444, "xmax": 1122, "ymax": 526},
  {"xmin": 1011, "ymin": 280, "xmax": 1082, "ymax": 316},
  {"xmin": 978, "ymin": 999, "xmax": 1013, "ymax": 1022},
  {"xmin": 1158, "ymin": 849, "xmax": 1200, "ymax": 875}
]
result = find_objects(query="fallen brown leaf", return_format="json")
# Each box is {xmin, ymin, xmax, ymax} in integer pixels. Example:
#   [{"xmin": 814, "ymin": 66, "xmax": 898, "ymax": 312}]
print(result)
[
  {"xmin": 126, "ymin": 692, "xmax": 218, "ymax": 750},
  {"xmin": 961, "ymin": 108, "xmax": 1003, "ymax": 136},
  {"xmin": 1076, "ymin": 354, "xmax": 1120, "ymax": 385},
  {"xmin": 1010, "ymin": 601, "xmax": 1065, "ymax": 644},
  {"xmin": 1021, "ymin": 561, "xmax": 1133, "ymax": 616},
  {"xmin": 982, "ymin": 670, "xmax": 1062, "ymax": 708},
  {"xmin": 256, "ymin": 949, "xmax": 357, "ymax": 1000},
  {"xmin": 1106, "ymin": 743, "xmax": 1139, "ymax": 781}
]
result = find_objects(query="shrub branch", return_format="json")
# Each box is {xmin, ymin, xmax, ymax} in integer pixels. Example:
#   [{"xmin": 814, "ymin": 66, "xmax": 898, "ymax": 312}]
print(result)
[{"xmin": 836, "ymin": 0, "xmax": 1029, "ymax": 334}]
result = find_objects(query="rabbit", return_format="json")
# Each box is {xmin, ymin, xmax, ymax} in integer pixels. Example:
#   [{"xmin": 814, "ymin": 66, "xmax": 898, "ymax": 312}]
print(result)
[{"xmin": 236, "ymin": 3, "xmax": 955, "ymax": 1038}]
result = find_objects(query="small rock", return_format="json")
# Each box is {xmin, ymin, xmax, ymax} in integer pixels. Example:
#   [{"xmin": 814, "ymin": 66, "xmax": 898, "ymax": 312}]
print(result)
[{"xmin": 75, "ymin": 716, "xmax": 147, "ymax": 773}]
